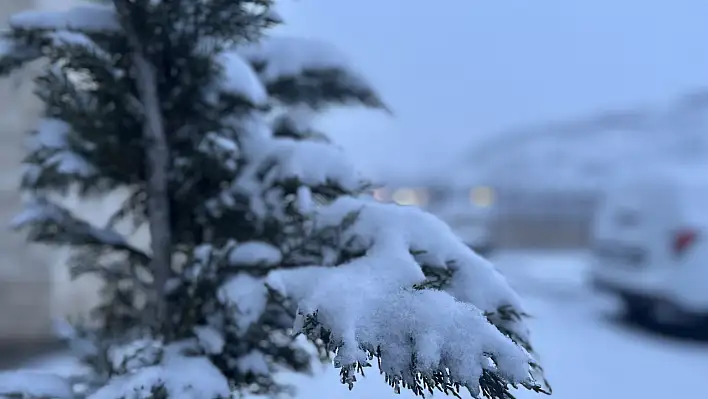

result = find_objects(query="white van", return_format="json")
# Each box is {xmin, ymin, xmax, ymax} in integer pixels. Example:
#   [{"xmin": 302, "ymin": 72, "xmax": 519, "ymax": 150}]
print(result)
[{"xmin": 589, "ymin": 163, "xmax": 708, "ymax": 331}]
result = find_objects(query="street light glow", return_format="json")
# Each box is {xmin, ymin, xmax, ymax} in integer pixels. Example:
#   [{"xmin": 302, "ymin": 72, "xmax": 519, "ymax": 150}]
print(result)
[
  {"xmin": 470, "ymin": 186, "xmax": 494, "ymax": 207},
  {"xmin": 392, "ymin": 188, "xmax": 427, "ymax": 206}
]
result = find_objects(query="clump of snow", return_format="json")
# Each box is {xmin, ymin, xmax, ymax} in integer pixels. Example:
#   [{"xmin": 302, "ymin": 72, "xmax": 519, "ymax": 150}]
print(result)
[
  {"xmin": 286, "ymin": 107, "xmax": 320, "ymax": 134},
  {"xmin": 197, "ymin": 132, "xmax": 240, "ymax": 173},
  {"xmin": 216, "ymin": 50, "xmax": 268, "ymax": 105},
  {"xmin": 266, "ymin": 195, "xmax": 538, "ymax": 392},
  {"xmin": 29, "ymin": 118, "xmax": 71, "ymax": 150},
  {"xmin": 232, "ymin": 114, "xmax": 366, "ymax": 221},
  {"xmin": 296, "ymin": 185, "xmax": 313, "ymax": 213},
  {"xmin": 46, "ymin": 151, "xmax": 98, "ymax": 177},
  {"xmin": 269, "ymin": 139, "xmax": 364, "ymax": 190},
  {"xmin": 192, "ymin": 243, "xmax": 214, "ymax": 266},
  {"xmin": 228, "ymin": 241, "xmax": 282, "ymax": 267},
  {"xmin": 268, "ymin": 259, "xmax": 532, "ymax": 394},
  {"xmin": 198, "ymin": 132, "xmax": 239, "ymax": 155},
  {"xmin": 315, "ymin": 196, "xmax": 524, "ymax": 312},
  {"xmin": 238, "ymin": 36, "xmax": 365, "ymax": 83},
  {"xmin": 9, "ymin": 5, "xmax": 121, "ymax": 33},
  {"xmin": 10, "ymin": 198, "xmax": 69, "ymax": 228},
  {"xmin": 218, "ymin": 274, "xmax": 269, "ymax": 336},
  {"xmin": 108, "ymin": 339, "xmax": 163, "ymax": 374},
  {"xmin": 22, "ymin": 117, "xmax": 98, "ymax": 181},
  {"xmin": 0, "ymin": 371, "xmax": 73, "ymax": 399},
  {"xmin": 47, "ymin": 30, "xmax": 111, "ymax": 60},
  {"xmin": 89, "ymin": 346, "xmax": 230, "ymax": 399},
  {"xmin": 235, "ymin": 351, "xmax": 270, "ymax": 376},
  {"xmin": 194, "ymin": 325, "xmax": 226, "ymax": 355}
]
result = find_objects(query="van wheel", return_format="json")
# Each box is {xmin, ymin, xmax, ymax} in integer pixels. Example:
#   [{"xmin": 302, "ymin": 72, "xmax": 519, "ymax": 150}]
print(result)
[
  {"xmin": 650, "ymin": 301, "xmax": 690, "ymax": 327},
  {"xmin": 620, "ymin": 294, "xmax": 654, "ymax": 325},
  {"xmin": 690, "ymin": 319, "xmax": 708, "ymax": 338},
  {"xmin": 650, "ymin": 301, "xmax": 708, "ymax": 337}
]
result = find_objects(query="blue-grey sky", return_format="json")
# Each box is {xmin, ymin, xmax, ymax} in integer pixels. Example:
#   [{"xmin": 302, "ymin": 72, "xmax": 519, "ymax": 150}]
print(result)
[{"xmin": 278, "ymin": 0, "xmax": 708, "ymax": 179}]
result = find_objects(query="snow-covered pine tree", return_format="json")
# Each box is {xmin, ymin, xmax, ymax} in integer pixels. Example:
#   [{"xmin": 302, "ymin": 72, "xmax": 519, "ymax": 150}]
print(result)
[{"xmin": 0, "ymin": 1, "xmax": 550, "ymax": 399}]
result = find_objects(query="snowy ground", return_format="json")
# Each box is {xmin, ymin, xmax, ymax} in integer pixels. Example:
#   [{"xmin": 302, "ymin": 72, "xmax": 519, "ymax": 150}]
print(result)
[{"xmin": 21, "ymin": 250, "xmax": 708, "ymax": 399}]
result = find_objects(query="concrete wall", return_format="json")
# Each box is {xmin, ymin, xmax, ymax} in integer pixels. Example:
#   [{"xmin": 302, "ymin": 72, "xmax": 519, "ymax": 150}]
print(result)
[
  {"xmin": 490, "ymin": 217, "xmax": 593, "ymax": 249},
  {"xmin": 487, "ymin": 189, "xmax": 598, "ymax": 249},
  {"xmin": 0, "ymin": 0, "xmax": 116, "ymax": 345},
  {"xmin": 0, "ymin": 2, "xmax": 153, "ymax": 346},
  {"xmin": 0, "ymin": 0, "xmax": 55, "ymax": 342}
]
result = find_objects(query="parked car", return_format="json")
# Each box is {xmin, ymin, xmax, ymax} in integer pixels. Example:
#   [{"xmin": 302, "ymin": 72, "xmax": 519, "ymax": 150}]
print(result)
[{"xmin": 588, "ymin": 163, "xmax": 708, "ymax": 333}]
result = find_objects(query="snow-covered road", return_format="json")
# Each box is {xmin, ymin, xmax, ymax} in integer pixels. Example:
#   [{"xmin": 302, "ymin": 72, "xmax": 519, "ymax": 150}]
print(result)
[
  {"xmin": 490, "ymin": 251, "xmax": 708, "ymax": 399},
  {"xmin": 23, "ymin": 251, "xmax": 708, "ymax": 399}
]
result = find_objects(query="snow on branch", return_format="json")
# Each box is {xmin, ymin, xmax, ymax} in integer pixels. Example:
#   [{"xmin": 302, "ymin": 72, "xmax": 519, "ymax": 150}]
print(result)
[
  {"xmin": 233, "ymin": 129, "xmax": 369, "ymax": 220},
  {"xmin": 218, "ymin": 274, "xmax": 269, "ymax": 337},
  {"xmin": 271, "ymin": 107, "xmax": 331, "ymax": 142},
  {"xmin": 45, "ymin": 30, "xmax": 114, "ymax": 64},
  {"xmin": 215, "ymin": 50, "xmax": 268, "ymax": 106},
  {"xmin": 8, "ymin": 5, "xmax": 121, "ymax": 33},
  {"xmin": 238, "ymin": 36, "xmax": 352, "ymax": 83},
  {"xmin": 268, "ymin": 139, "xmax": 367, "ymax": 191},
  {"xmin": 316, "ymin": 196, "xmax": 525, "ymax": 312},
  {"xmin": 237, "ymin": 37, "xmax": 388, "ymax": 110},
  {"xmin": 266, "ymin": 196, "xmax": 543, "ymax": 396},
  {"xmin": 0, "ymin": 4, "xmax": 120, "ymax": 77},
  {"xmin": 0, "ymin": 370, "xmax": 73, "ymax": 399},
  {"xmin": 23, "ymin": 118, "xmax": 99, "ymax": 188},
  {"xmin": 89, "ymin": 344, "xmax": 231, "ymax": 399},
  {"xmin": 228, "ymin": 241, "xmax": 282, "ymax": 267},
  {"xmin": 267, "ymin": 261, "xmax": 535, "ymax": 397},
  {"xmin": 32, "ymin": 149, "xmax": 97, "ymax": 180},
  {"xmin": 0, "ymin": 34, "xmax": 42, "ymax": 76},
  {"xmin": 11, "ymin": 197, "xmax": 150, "ymax": 263},
  {"xmin": 28, "ymin": 118, "xmax": 72, "ymax": 150}
]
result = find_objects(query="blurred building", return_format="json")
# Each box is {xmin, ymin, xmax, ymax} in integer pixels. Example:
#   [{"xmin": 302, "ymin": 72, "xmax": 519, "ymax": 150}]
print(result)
[
  {"xmin": 376, "ymin": 91, "xmax": 708, "ymax": 250},
  {"xmin": 0, "ymin": 0, "xmax": 116, "ymax": 366},
  {"xmin": 0, "ymin": 0, "xmax": 57, "ymax": 363},
  {"xmin": 452, "ymin": 90, "xmax": 708, "ymax": 249}
]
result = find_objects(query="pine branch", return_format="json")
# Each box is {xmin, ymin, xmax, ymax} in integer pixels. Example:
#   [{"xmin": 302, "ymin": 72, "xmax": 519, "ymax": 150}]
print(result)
[
  {"xmin": 11, "ymin": 197, "xmax": 150, "ymax": 264},
  {"xmin": 265, "ymin": 68, "xmax": 390, "ymax": 111},
  {"xmin": 114, "ymin": 0, "xmax": 173, "ymax": 332},
  {"xmin": 0, "ymin": 35, "xmax": 42, "ymax": 76}
]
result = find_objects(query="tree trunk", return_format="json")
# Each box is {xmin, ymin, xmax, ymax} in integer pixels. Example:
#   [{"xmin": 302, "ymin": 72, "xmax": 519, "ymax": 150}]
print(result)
[{"xmin": 114, "ymin": 0, "xmax": 172, "ymax": 332}]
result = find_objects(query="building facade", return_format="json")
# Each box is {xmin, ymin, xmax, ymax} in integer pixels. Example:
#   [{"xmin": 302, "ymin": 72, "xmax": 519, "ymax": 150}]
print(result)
[
  {"xmin": 444, "ymin": 91, "xmax": 708, "ymax": 249},
  {"xmin": 0, "ymin": 1, "xmax": 116, "ymax": 356},
  {"xmin": 0, "ymin": 0, "xmax": 53, "ymax": 340}
]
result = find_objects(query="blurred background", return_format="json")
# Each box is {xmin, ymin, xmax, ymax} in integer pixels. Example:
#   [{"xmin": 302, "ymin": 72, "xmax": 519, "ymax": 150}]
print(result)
[{"xmin": 3, "ymin": 0, "xmax": 708, "ymax": 398}]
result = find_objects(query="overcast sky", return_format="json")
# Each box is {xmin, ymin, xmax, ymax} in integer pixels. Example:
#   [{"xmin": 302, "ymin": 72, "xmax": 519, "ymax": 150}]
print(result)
[
  {"xmin": 277, "ymin": 0, "xmax": 708, "ymax": 179},
  {"xmin": 40, "ymin": 0, "xmax": 708, "ymax": 179}
]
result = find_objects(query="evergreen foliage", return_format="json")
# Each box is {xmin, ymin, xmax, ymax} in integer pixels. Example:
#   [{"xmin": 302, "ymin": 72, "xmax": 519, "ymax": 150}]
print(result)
[{"xmin": 0, "ymin": 1, "xmax": 549, "ymax": 398}]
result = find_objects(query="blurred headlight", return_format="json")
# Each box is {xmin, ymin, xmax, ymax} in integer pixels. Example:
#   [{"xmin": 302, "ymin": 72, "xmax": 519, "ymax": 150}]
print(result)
[
  {"xmin": 372, "ymin": 188, "xmax": 389, "ymax": 202},
  {"xmin": 470, "ymin": 186, "xmax": 494, "ymax": 207},
  {"xmin": 391, "ymin": 188, "xmax": 428, "ymax": 206}
]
